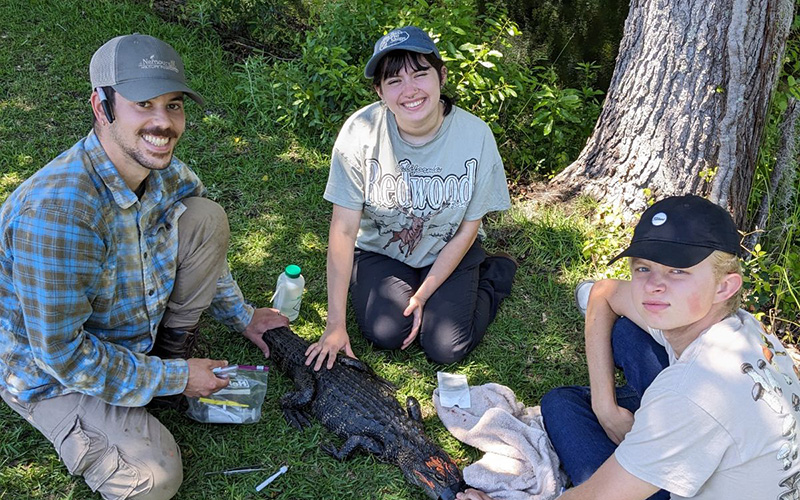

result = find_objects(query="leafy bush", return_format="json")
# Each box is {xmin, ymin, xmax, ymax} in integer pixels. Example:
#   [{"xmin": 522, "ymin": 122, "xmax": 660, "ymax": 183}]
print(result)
[
  {"xmin": 235, "ymin": 0, "xmax": 603, "ymax": 178},
  {"xmin": 501, "ymin": 62, "xmax": 603, "ymax": 178},
  {"xmin": 237, "ymin": 0, "xmax": 522, "ymax": 137}
]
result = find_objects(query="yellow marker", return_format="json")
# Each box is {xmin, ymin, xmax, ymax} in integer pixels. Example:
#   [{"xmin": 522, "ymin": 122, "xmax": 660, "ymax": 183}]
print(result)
[{"xmin": 198, "ymin": 397, "xmax": 249, "ymax": 408}]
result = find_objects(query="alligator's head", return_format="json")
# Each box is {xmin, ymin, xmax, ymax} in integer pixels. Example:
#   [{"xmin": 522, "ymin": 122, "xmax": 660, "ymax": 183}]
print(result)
[{"xmin": 400, "ymin": 448, "xmax": 466, "ymax": 500}]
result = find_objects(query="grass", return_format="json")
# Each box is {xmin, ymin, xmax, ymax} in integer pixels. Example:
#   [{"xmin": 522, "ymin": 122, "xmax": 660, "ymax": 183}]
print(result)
[{"xmin": 0, "ymin": 1, "xmax": 607, "ymax": 498}]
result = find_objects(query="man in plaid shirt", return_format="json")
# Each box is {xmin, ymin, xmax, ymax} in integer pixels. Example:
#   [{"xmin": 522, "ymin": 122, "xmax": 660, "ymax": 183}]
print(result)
[{"xmin": 0, "ymin": 34, "xmax": 288, "ymax": 499}]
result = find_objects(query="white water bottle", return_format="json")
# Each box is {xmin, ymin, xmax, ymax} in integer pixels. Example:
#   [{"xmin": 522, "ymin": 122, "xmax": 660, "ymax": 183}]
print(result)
[{"xmin": 272, "ymin": 264, "xmax": 304, "ymax": 321}]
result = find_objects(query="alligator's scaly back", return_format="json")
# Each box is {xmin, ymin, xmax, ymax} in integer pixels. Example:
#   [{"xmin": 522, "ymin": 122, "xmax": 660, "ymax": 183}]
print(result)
[{"xmin": 263, "ymin": 327, "xmax": 465, "ymax": 500}]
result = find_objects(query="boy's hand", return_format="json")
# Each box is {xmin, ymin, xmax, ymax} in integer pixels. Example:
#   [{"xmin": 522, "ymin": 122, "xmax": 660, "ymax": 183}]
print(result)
[
  {"xmin": 597, "ymin": 404, "xmax": 635, "ymax": 444},
  {"xmin": 456, "ymin": 489, "xmax": 495, "ymax": 500}
]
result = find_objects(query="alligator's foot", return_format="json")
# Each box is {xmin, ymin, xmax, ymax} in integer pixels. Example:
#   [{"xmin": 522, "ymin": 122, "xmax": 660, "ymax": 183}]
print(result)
[
  {"xmin": 282, "ymin": 408, "xmax": 313, "ymax": 430},
  {"xmin": 406, "ymin": 396, "xmax": 422, "ymax": 422},
  {"xmin": 321, "ymin": 435, "xmax": 384, "ymax": 461}
]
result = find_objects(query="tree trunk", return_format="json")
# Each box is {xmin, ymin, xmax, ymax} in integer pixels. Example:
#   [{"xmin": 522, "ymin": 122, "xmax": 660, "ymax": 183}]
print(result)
[
  {"xmin": 743, "ymin": 98, "xmax": 798, "ymax": 252},
  {"xmin": 551, "ymin": 0, "xmax": 794, "ymax": 226}
]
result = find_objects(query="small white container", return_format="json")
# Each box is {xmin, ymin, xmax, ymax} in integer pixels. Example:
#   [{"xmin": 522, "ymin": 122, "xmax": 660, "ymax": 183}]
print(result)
[{"xmin": 272, "ymin": 264, "xmax": 304, "ymax": 321}]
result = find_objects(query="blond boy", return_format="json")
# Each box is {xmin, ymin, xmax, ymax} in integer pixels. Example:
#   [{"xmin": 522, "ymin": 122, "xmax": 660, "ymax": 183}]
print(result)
[{"xmin": 459, "ymin": 195, "xmax": 799, "ymax": 500}]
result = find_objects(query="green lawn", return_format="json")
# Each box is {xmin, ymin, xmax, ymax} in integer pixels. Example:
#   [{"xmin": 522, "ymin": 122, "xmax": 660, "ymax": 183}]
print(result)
[{"xmin": 0, "ymin": 1, "xmax": 602, "ymax": 498}]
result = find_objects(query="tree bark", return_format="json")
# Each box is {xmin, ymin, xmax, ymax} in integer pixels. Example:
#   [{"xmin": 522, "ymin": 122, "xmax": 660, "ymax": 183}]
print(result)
[
  {"xmin": 743, "ymin": 98, "xmax": 799, "ymax": 251},
  {"xmin": 551, "ymin": 0, "xmax": 794, "ymax": 226}
]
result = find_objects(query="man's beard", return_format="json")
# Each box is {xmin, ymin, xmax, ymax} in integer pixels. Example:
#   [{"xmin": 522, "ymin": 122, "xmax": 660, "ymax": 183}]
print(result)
[{"xmin": 112, "ymin": 126, "xmax": 178, "ymax": 171}]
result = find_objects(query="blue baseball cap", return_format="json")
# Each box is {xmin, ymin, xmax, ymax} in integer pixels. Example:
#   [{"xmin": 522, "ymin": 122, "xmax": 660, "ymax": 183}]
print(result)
[
  {"xmin": 364, "ymin": 26, "xmax": 441, "ymax": 78},
  {"xmin": 608, "ymin": 195, "xmax": 742, "ymax": 268}
]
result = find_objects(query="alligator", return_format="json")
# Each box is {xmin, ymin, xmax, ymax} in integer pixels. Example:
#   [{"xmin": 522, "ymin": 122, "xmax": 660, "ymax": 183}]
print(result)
[{"xmin": 263, "ymin": 326, "xmax": 467, "ymax": 500}]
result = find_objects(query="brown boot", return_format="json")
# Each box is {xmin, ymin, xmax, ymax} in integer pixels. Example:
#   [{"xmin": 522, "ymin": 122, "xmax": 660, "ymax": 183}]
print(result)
[
  {"xmin": 147, "ymin": 323, "xmax": 202, "ymax": 410},
  {"xmin": 150, "ymin": 323, "xmax": 203, "ymax": 360}
]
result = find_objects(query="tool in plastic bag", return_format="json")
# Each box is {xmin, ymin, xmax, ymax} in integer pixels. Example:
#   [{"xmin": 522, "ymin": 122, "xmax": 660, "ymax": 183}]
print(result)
[{"xmin": 185, "ymin": 365, "xmax": 269, "ymax": 424}]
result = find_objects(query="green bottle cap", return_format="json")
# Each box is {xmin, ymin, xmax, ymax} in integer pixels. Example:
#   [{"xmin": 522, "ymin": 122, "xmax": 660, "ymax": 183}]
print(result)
[{"xmin": 285, "ymin": 264, "xmax": 302, "ymax": 278}]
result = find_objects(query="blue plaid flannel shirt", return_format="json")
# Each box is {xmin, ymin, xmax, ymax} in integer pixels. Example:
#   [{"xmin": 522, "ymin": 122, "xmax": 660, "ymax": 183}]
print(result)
[{"xmin": 0, "ymin": 131, "xmax": 254, "ymax": 405}]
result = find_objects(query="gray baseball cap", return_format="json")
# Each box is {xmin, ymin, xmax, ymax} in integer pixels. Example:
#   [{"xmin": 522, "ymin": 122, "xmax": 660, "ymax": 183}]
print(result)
[
  {"xmin": 90, "ymin": 34, "xmax": 204, "ymax": 105},
  {"xmin": 364, "ymin": 26, "xmax": 441, "ymax": 78}
]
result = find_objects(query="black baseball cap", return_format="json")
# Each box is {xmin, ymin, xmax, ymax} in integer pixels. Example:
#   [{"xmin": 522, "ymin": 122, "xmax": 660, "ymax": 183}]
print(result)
[
  {"xmin": 364, "ymin": 26, "xmax": 441, "ymax": 78},
  {"xmin": 608, "ymin": 195, "xmax": 742, "ymax": 268}
]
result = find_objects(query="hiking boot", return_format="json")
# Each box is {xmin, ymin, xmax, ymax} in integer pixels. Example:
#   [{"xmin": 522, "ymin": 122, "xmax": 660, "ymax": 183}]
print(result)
[
  {"xmin": 574, "ymin": 280, "xmax": 595, "ymax": 317},
  {"xmin": 487, "ymin": 251, "xmax": 519, "ymax": 271},
  {"xmin": 147, "ymin": 323, "xmax": 203, "ymax": 410},
  {"xmin": 150, "ymin": 323, "xmax": 203, "ymax": 360}
]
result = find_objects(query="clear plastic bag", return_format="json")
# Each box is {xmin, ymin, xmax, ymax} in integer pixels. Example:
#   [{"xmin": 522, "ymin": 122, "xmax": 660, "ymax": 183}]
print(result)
[{"xmin": 185, "ymin": 365, "xmax": 269, "ymax": 424}]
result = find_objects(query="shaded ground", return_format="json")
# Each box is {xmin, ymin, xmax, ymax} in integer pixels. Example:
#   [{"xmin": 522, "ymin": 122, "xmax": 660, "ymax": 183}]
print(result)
[{"xmin": 145, "ymin": 0, "xmax": 308, "ymax": 61}]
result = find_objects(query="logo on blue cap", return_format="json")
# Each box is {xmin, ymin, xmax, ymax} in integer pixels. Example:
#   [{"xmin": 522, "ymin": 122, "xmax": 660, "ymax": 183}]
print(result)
[{"xmin": 379, "ymin": 30, "xmax": 410, "ymax": 51}]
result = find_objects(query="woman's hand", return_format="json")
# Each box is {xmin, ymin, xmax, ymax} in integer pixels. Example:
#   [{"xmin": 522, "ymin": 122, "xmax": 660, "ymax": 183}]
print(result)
[
  {"xmin": 401, "ymin": 294, "xmax": 427, "ymax": 349},
  {"xmin": 304, "ymin": 325, "xmax": 356, "ymax": 371}
]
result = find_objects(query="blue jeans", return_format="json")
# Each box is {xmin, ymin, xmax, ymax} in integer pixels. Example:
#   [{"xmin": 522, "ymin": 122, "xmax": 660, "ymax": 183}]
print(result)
[{"xmin": 541, "ymin": 317, "xmax": 670, "ymax": 500}]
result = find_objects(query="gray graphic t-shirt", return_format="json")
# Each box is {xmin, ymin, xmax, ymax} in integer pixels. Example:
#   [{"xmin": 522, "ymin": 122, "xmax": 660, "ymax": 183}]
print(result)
[{"xmin": 324, "ymin": 102, "xmax": 510, "ymax": 268}]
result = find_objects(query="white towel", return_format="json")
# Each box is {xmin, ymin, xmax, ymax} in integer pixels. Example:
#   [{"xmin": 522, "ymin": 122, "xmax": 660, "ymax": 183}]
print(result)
[{"xmin": 434, "ymin": 383, "xmax": 567, "ymax": 500}]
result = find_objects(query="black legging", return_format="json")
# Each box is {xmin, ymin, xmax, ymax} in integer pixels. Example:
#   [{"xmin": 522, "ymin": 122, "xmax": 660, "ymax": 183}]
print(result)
[{"xmin": 348, "ymin": 240, "xmax": 515, "ymax": 364}]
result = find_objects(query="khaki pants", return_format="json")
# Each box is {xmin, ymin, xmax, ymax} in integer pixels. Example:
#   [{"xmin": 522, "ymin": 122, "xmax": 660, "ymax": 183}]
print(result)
[
  {"xmin": 0, "ymin": 197, "xmax": 232, "ymax": 499},
  {"xmin": 161, "ymin": 196, "xmax": 231, "ymax": 329},
  {"xmin": 1, "ymin": 389, "xmax": 182, "ymax": 500}
]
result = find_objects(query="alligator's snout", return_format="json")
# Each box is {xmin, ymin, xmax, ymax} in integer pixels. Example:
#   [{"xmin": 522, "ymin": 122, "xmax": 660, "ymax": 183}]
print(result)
[
  {"xmin": 438, "ymin": 480, "xmax": 468, "ymax": 500},
  {"xmin": 410, "ymin": 454, "xmax": 465, "ymax": 500}
]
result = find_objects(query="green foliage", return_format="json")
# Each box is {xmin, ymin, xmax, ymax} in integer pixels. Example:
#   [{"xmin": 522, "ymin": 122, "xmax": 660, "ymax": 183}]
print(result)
[
  {"xmin": 579, "ymin": 202, "xmax": 634, "ymax": 278},
  {"xmin": 236, "ymin": 0, "xmax": 602, "ymax": 179},
  {"xmin": 238, "ymin": 0, "xmax": 525, "ymax": 139},
  {"xmin": 237, "ymin": 0, "xmax": 393, "ymax": 138},
  {"xmin": 440, "ymin": 17, "xmax": 522, "ymax": 131},
  {"xmin": 742, "ymin": 210, "xmax": 800, "ymax": 342},
  {"xmin": 773, "ymin": 11, "xmax": 800, "ymax": 112},
  {"xmin": 504, "ymin": 62, "xmax": 603, "ymax": 177}
]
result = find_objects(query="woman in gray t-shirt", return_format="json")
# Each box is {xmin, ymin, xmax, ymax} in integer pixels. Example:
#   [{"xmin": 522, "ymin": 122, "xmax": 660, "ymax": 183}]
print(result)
[{"xmin": 305, "ymin": 26, "xmax": 516, "ymax": 371}]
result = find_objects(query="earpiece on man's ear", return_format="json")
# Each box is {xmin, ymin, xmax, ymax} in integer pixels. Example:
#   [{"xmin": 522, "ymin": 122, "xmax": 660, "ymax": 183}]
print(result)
[{"xmin": 96, "ymin": 87, "xmax": 114, "ymax": 124}]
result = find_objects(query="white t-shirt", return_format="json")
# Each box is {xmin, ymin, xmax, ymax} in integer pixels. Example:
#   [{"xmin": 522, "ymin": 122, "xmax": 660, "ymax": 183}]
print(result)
[
  {"xmin": 324, "ymin": 102, "xmax": 510, "ymax": 268},
  {"xmin": 615, "ymin": 310, "xmax": 800, "ymax": 499}
]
